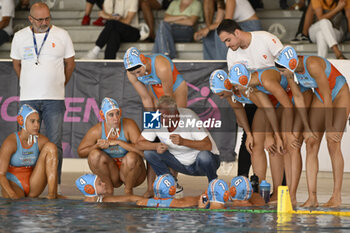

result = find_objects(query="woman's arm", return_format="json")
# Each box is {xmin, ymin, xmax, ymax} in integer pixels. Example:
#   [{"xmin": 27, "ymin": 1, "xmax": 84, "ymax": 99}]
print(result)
[
  {"xmin": 77, "ymin": 124, "xmax": 104, "ymax": 158},
  {"xmin": 164, "ymin": 13, "xmax": 199, "ymax": 26},
  {"xmin": 224, "ymin": 0, "xmax": 236, "ymax": 19},
  {"xmin": 313, "ymin": 0, "xmax": 346, "ymax": 20},
  {"xmin": 155, "ymin": 56, "xmax": 175, "ymax": 98},
  {"xmin": 0, "ymin": 135, "xmax": 20, "ymax": 199},
  {"xmin": 127, "ymin": 72, "xmax": 155, "ymax": 110},
  {"xmin": 109, "ymin": 118, "xmax": 144, "ymax": 156}
]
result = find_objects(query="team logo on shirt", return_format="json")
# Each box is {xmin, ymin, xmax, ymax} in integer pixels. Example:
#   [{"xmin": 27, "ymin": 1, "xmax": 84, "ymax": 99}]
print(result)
[
  {"xmin": 263, "ymin": 55, "xmax": 267, "ymax": 59},
  {"xmin": 52, "ymin": 43, "xmax": 55, "ymax": 48},
  {"xmin": 143, "ymin": 110, "xmax": 161, "ymax": 129}
]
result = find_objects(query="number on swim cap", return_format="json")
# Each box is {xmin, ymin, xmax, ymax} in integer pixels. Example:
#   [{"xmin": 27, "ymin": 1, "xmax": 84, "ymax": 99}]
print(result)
[
  {"xmin": 219, "ymin": 182, "xmax": 226, "ymax": 190},
  {"xmin": 131, "ymin": 49, "xmax": 139, "ymax": 57},
  {"xmin": 217, "ymin": 73, "xmax": 225, "ymax": 81},
  {"xmin": 164, "ymin": 179, "xmax": 171, "ymax": 187},
  {"xmin": 80, "ymin": 178, "xmax": 86, "ymax": 185},
  {"xmin": 234, "ymin": 67, "xmax": 242, "ymax": 76},
  {"xmin": 284, "ymin": 48, "xmax": 294, "ymax": 59},
  {"xmin": 234, "ymin": 178, "xmax": 243, "ymax": 186}
]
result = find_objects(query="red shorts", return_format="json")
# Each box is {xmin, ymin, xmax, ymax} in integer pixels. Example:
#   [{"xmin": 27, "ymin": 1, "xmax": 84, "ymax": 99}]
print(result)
[
  {"xmin": 113, "ymin": 158, "xmax": 123, "ymax": 169},
  {"xmin": 7, "ymin": 166, "xmax": 33, "ymax": 195}
]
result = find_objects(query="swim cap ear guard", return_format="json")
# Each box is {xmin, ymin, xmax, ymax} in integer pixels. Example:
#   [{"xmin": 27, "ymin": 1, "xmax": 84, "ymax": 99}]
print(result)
[
  {"xmin": 275, "ymin": 46, "xmax": 299, "ymax": 72},
  {"xmin": 123, "ymin": 47, "xmax": 145, "ymax": 70},
  {"xmin": 228, "ymin": 63, "xmax": 251, "ymax": 88},
  {"xmin": 209, "ymin": 69, "xmax": 232, "ymax": 94},
  {"xmin": 154, "ymin": 174, "xmax": 176, "ymax": 198},
  {"xmin": 17, "ymin": 104, "xmax": 38, "ymax": 130}
]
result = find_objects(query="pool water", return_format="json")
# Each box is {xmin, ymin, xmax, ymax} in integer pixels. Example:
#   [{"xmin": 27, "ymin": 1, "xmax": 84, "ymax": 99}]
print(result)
[{"xmin": 0, "ymin": 198, "xmax": 350, "ymax": 232}]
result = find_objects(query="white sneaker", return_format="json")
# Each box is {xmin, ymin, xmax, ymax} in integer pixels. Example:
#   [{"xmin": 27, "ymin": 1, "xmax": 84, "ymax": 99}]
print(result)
[
  {"xmin": 174, "ymin": 182, "xmax": 184, "ymax": 199},
  {"xmin": 217, "ymin": 161, "xmax": 236, "ymax": 176},
  {"xmin": 83, "ymin": 49, "xmax": 98, "ymax": 60}
]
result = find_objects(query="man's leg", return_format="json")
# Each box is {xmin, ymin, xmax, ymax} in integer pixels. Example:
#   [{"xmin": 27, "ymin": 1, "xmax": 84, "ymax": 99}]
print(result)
[
  {"xmin": 41, "ymin": 100, "xmax": 65, "ymax": 185},
  {"xmin": 144, "ymin": 150, "xmax": 191, "ymax": 176},
  {"xmin": 194, "ymin": 151, "xmax": 220, "ymax": 182}
]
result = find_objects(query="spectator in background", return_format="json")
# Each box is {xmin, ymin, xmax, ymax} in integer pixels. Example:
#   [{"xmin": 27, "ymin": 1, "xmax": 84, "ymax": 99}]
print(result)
[
  {"xmin": 84, "ymin": 0, "xmax": 140, "ymax": 59},
  {"xmin": 140, "ymin": 0, "xmax": 173, "ymax": 41},
  {"xmin": 195, "ymin": 0, "xmax": 262, "ymax": 60},
  {"xmin": 152, "ymin": 0, "xmax": 202, "ymax": 59},
  {"xmin": 291, "ymin": 1, "xmax": 314, "ymax": 44},
  {"xmin": 0, "ymin": 0, "xmax": 14, "ymax": 47},
  {"xmin": 308, "ymin": 0, "xmax": 350, "ymax": 59},
  {"xmin": 81, "ymin": 0, "xmax": 105, "ymax": 26},
  {"xmin": 15, "ymin": 0, "xmax": 29, "ymax": 10},
  {"xmin": 10, "ymin": 2, "xmax": 76, "ymax": 194}
]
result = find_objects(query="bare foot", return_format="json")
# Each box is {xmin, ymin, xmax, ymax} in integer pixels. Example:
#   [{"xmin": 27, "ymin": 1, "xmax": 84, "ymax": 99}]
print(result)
[
  {"xmin": 143, "ymin": 190, "xmax": 154, "ymax": 198},
  {"xmin": 323, "ymin": 196, "xmax": 341, "ymax": 208},
  {"xmin": 58, "ymin": 194, "xmax": 68, "ymax": 199},
  {"xmin": 301, "ymin": 198, "xmax": 318, "ymax": 207},
  {"xmin": 290, "ymin": 197, "xmax": 297, "ymax": 207}
]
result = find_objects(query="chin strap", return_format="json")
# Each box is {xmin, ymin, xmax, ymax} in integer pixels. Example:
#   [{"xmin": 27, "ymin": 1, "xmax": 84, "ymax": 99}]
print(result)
[
  {"xmin": 245, "ymin": 87, "xmax": 253, "ymax": 98},
  {"xmin": 27, "ymin": 134, "xmax": 38, "ymax": 145},
  {"xmin": 293, "ymin": 73, "xmax": 299, "ymax": 84},
  {"xmin": 106, "ymin": 127, "xmax": 120, "ymax": 139}
]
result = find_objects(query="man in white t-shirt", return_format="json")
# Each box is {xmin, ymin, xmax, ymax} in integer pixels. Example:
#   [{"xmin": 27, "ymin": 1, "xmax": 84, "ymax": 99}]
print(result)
[
  {"xmin": 217, "ymin": 19, "xmax": 283, "ymax": 70},
  {"xmin": 216, "ymin": 19, "xmax": 284, "ymax": 181},
  {"xmin": 137, "ymin": 96, "xmax": 220, "ymax": 183},
  {"xmin": 0, "ymin": 0, "xmax": 14, "ymax": 46},
  {"xmin": 10, "ymin": 2, "xmax": 76, "ymax": 192}
]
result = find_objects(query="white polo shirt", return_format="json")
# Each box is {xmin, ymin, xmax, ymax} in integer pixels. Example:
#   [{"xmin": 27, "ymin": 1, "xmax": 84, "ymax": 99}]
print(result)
[
  {"xmin": 142, "ymin": 108, "xmax": 220, "ymax": 166},
  {"xmin": 227, "ymin": 31, "xmax": 283, "ymax": 71},
  {"xmin": 10, "ymin": 25, "xmax": 75, "ymax": 101}
]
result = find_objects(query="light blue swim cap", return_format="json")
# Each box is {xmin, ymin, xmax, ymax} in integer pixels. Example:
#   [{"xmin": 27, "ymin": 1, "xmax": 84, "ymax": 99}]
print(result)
[
  {"xmin": 17, "ymin": 104, "xmax": 38, "ymax": 130},
  {"xmin": 100, "ymin": 97, "xmax": 120, "ymax": 120},
  {"xmin": 275, "ymin": 46, "xmax": 298, "ymax": 72},
  {"xmin": 207, "ymin": 178, "xmax": 229, "ymax": 204},
  {"xmin": 123, "ymin": 47, "xmax": 144, "ymax": 70},
  {"xmin": 230, "ymin": 176, "xmax": 253, "ymax": 201},
  {"xmin": 153, "ymin": 174, "xmax": 176, "ymax": 198},
  {"xmin": 228, "ymin": 63, "xmax": 251, "ymax": 88},
  {"xmin": 75, "ymin": 174, "xmax": 97, "ymax": 197},
  {"xmin": 209, "ymin": 69, "xmax": 232, "ymax": 94}
]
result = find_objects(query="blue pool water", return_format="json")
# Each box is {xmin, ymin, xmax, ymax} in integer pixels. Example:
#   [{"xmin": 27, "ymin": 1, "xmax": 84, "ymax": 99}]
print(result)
[{"xmin": 0, "ymin": 198, "xmax": 350, "ymax": 232}]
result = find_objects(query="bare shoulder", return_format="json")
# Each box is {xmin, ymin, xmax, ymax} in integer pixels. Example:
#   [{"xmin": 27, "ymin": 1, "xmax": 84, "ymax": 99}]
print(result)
[
  {"xmin": 123, "ymin": 118, "xmax": 139, "ymax": 129},
  {"xmin": 1, "ymin": 133, "xmax": 17, "ymax": 151},
  {"xmin": 306, "ymin": 56, "xmax": 325, "ymax": 73},
  {"xmin": 155, "ymin": 56, "xmax": 171, "ymax": 74},
  {"xmin": 86, "ymin": 122, "xmax": 103, "ymax": 138}
]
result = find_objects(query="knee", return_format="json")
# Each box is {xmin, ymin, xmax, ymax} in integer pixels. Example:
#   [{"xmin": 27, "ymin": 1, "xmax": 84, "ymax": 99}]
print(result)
[
  {"xmin": 42, "ymin": 142, "xmax": 58, "ymax": 160},
  {"xmin": 306, "ymin": 137, "xmax": 320, "ymax": 152},
  {"xmin": 197, "ymin": 151, "xmax": 213, "ymax": 165},
  {"xmin": 326, "ymin": 140, "xmax": 340, "ymax": 154},
  {"xmin": 319, "ymin": 19, "xmax": 332, "ymax": 28},
  {"xmin": 124, "ymin": 152, "xmax": 142, "ymax": 168},
  {"xmin": 143, "ymin": 150, "xmax": 158, "ymax": 161},
  {"xmin": 88, "ymin": 149, "xmax": 105, "ymax": 166}
]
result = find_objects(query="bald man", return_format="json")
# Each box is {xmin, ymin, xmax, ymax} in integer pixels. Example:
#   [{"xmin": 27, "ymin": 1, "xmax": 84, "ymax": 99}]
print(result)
[{"xmin": 10, "ymin": 2, "xmax": 76, "ymax": 194}]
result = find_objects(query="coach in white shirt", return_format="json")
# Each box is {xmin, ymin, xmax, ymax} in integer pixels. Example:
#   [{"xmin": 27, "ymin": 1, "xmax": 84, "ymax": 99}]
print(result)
[{"xmin": 137, "ymin": 96, "xmax": 220, "ymax": 182}]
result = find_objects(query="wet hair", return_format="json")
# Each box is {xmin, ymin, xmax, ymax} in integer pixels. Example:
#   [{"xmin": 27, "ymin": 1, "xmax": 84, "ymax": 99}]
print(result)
[
  {"xmin": 217, "ymin": 19, "xmax": 241, "ymax": 36},
  {"xmin": 274, "ymin": 62, "xmax": 285, "ymax": 69},
  {"xmin": 127, "ymin": 64, "xmax": 142, "ymax": 72}
]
